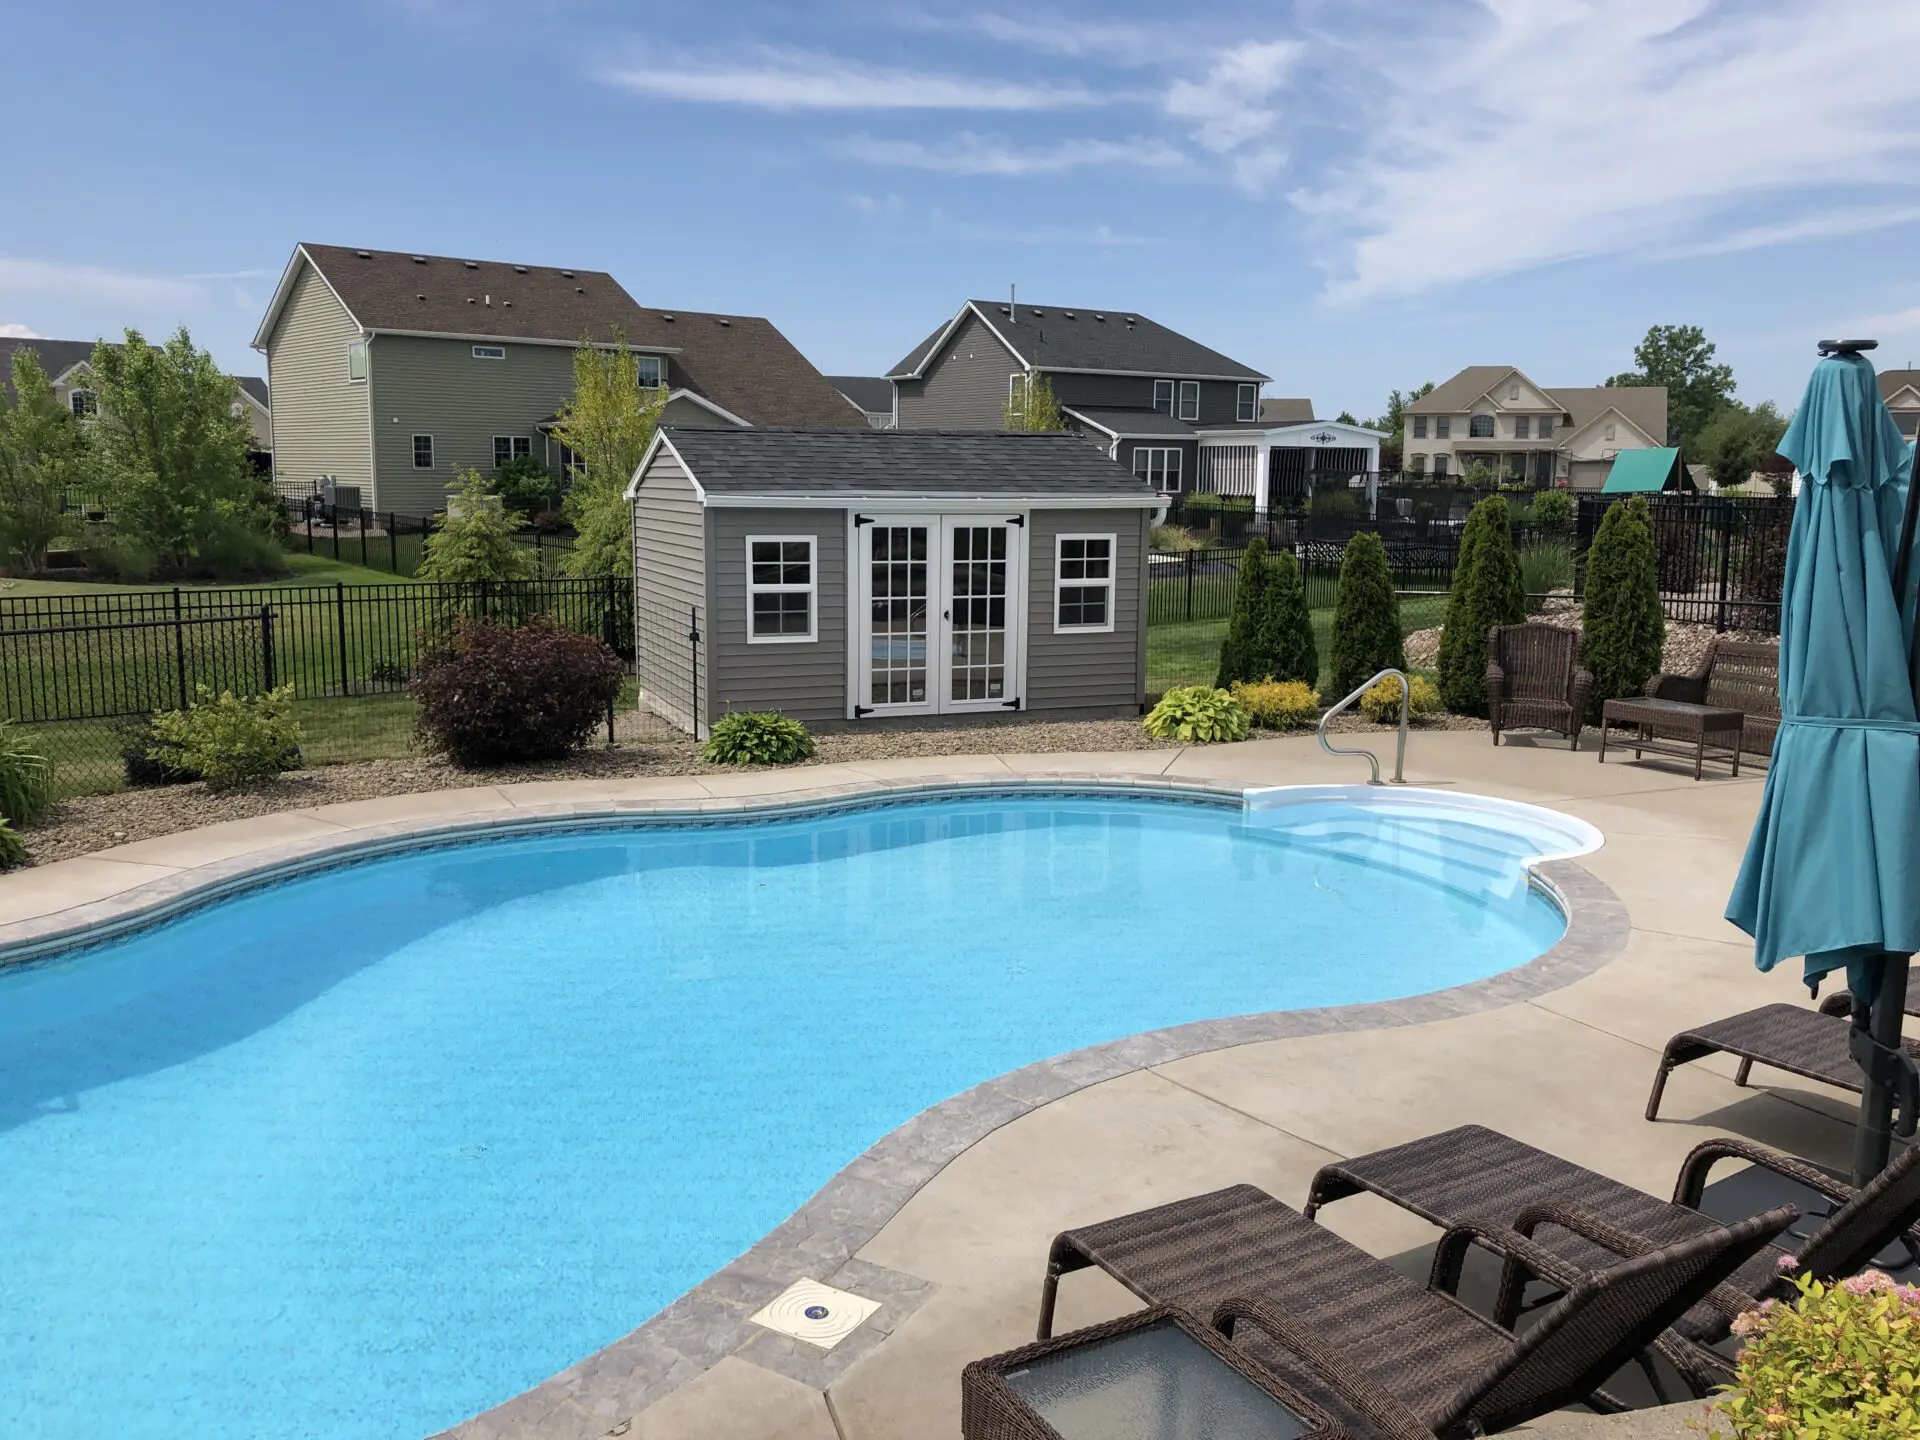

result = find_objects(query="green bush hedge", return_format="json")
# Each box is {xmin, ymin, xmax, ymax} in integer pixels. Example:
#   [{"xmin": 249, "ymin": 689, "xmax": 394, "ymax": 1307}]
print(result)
[
  {"xmin": 702, "ymin": 712, "xmax": 815, "ymax": 766},
  {"xmin": 1231, "ymin": 679, "xmax": 1320, "ymax": 730},
  {"xmin": 1216, "ymin": 538, "xmax": 1316, "ymax": 687},
  {"xmin": 148, "ymin": 685, "xmax": 303, "ymax": 790},
  {"xmin": 1582, "ymin": 494, "xmax": 1664, "ymax": 716},
  {"xmin": 1329, "ymin": 531, "xmax": 1404, "ymax": 696},
  {"xmin": 1437, "ymin": 495, "xmax": 1526, "ymax": 715}
]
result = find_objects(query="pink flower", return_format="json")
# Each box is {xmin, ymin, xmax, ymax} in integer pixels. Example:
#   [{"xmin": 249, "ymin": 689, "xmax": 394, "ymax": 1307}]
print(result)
[{"xmin": 1775, "ymin": 1253, "xmax": 1799, "ymax": 1270}]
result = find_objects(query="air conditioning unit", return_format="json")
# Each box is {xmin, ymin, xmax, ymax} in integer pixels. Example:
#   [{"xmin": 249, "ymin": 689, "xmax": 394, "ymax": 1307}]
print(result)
[{"xmin": 333, "ymin": 484, "xmax": 363, "ymax": 513}]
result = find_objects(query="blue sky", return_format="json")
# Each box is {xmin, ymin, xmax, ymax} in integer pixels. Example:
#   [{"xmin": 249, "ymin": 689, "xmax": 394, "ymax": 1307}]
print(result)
[{"xmin": 5, "ymin": 0, "xmax": 1920, "ymax": 418}]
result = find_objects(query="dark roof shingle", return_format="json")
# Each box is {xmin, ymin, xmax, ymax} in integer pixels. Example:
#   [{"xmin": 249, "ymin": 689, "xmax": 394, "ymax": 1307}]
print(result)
[
  {"xmin": 0, "ymin": 338, "xmax": 98, "ymax": 399},
  {"xmin": 888, "ymin": 301, "xmax": 1267, "ymax": 382},
  {"xmin": 651, "ymin": 427, "xmax": 1158, "ymax": 500},
  {"xmin": 1063, "ymin": 406, "xmax": 1194, "ymax": 438},
  {"xmin": 826, "ymin": 375, "xmax": 894, "ymax": 414},
  {"xmin": 1260, "ymin": 397, "xmax": 1314, "ymax": 424}
]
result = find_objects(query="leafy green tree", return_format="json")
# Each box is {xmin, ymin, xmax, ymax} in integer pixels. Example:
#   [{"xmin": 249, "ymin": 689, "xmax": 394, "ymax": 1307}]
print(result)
[
  {"xmin": 1329, "ymin": 531, "xmax": 1405, "ymax": 696},
  {"xmin": 1334, "ymin": 410, "xmax": 1359, "ymax": 425},
  {"xmin": 1529, "ymin": 489, "xmax": 1574, "ymax": 537},
  {"xmin": 1003, "ymin": 372, "xmax": 1064, "ymax": 431},
  {"xmin": 1438, "ymin": 495, "xmax": 1526, "ymax": 714},
  {"xmin": 1260, "ymin": 547, "xmax": 1319, "ymax": 686},
  {"xmin": 1606, "ymin": 323, "xmax": 1736, "ymax": 450},
  {"xmin": 1581, "ymin": 496, "xmax": 1664, "ymax": 715},
  {"xmin": 1365, "ymin": 380, "xmax": 1434, "ymax": 441},
  {"xmin": 552, "ymin": 333, "xmax": 666, "ymax": 579},
  {"xmin": 418, "ymin": 469, "xmax": 535, "ymax": 583},
  {"xmin": 87, "ymin": 327, "xmax": 272, "ymax": 576},
  {"xmin": 1693, "ymin": 400, "xmax": 1789, "ymax": 491},
  {"xmin": 1215, "ymin": 536, "xmax": 1271, "ymax": 687},
  {"xmin": 0, "ymin": 348, "xmax": 85, "ymax": 572},
  {"xmin": 491, "ymin": 453, "xmax": 557, "ymax": 514}
]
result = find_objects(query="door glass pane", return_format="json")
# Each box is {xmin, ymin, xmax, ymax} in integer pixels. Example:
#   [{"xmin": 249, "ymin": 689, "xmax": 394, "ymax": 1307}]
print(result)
[
  {"xmin": 870, "ymin": 525, "xmax": 929, "ymax": 705},
  {"xmin": 950, "ymin": 524, "xmax": 1009, "ymax": 704}
]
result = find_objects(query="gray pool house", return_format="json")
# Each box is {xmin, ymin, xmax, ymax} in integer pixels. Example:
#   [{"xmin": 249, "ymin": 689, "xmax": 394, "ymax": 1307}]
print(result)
[{"xmin": 625, "ymin": 427, "xmax": 1161, "ymax": 733}]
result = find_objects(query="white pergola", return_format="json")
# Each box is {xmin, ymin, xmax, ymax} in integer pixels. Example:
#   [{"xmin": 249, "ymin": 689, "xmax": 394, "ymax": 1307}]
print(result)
[{"xmin": 1195, "ymin": 419, "xmax": 1390, "ymax": 511}]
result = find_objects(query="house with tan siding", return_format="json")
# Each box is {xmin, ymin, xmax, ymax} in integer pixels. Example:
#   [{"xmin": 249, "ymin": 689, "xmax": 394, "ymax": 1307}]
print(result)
[
  {"xmin": 0, "ymin": 336, "xmax": 270, "ymax": 453},
  {"xmin": 1403, "ymin": 366, "xmax": 1669, "ymax": 491},
  {"xmin": 251, "ymin": 244, "xmax": 864, "ymax": 515}
]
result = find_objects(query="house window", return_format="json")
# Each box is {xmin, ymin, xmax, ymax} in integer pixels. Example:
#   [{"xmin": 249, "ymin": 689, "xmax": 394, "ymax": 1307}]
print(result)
[
  {"xmin": 1178, "ymin": 381, "xmax": 1200, "ymax": 421},
  {"xmin": 1513, "ymin": 416, "xmax": 1530, "ymax": 440},
  {"xmin": 1236, "ymin": 383, "xmax": 1257, "ymax": 423},
  {"xmin": 1469, "ymin": 414, "xmax": 1494, "ymax": 438},
  {"xmin": 1153, "ymin": 379, "xmax": 1175, "ymax": 415},
  {"xmin": 637, "ymin": 355, "xmax": 665, "ymax": 389},
  {"xmin": 1133, "ymin": 446, "xmax": 1183, "ymax": 493},
  {"xmin": 1433, "ymin": 454, "xmax": 1450, "ymax": 478},
  {"xmin": 1055, "ymin": 535, "xmax": 1115, "ymax": 633},
  {"xmin": 346, "ymin": 341, "xmax": 368, "ymax": 383},
  {"xmin": 1412, "ymin": 415, "xmax": 1428, "ymax": 439},
  {"xmin": 69, "ymin": 389, "xmax": 97, "ymax": 418},
  {"xmin": 1435, "ymin": 417, "xmax": 1451, "ymax": 439},
  {"xmin": 472, "ymin": 345, "xmax": 506, "ymax": 360},
  {"xmin": 559, "ymin": 442, "xmax": 588, "ymax": 477},
  {"xmin": 413, "ymin": 434, "xmax": 434, "ymax": 469},
  {"xmin": 493, "ymin": 435, "xmax": 532, "ymax": 468},
  {"xmin": 1408, "ymin": 453, "xmax": 1427, "ymax": 475},
  {"xmin": 747, "ymin": 536, "xmax": 815, "ymax": 643},
  {"xmin": 1897, "ymin": 411, "xmax": 1919, "ymax": 438},
  {"xmin": 1539, "ymin": 413, "xmax": 1556, "ymax": 434}
]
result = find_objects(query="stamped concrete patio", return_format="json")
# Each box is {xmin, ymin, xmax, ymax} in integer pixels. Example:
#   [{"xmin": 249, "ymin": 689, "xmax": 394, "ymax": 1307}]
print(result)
[{"xmin": 0, "ymin": 728, "xmax": 1852, "ymax": 1439}]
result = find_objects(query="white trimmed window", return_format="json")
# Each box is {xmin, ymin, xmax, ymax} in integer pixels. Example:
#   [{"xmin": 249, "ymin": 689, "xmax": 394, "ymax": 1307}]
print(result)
[
  {"xmin": 493, "ymin": 435, "xmax": 532, "ymax": 468},
  {"xmin": 472, "ymin": 345, "xmax": 506, "ymax": 360},
  {"xmin": 1055, "ymin": 535, "xmax": 1115, "ymax": 632},
  {"xmin": 1236, "ymin": 383, "xmax": 1257, "ymax": 423},
  {"xmin": 747, "ymin": 536, "xmax": 815, "ymax": 643},
  {"xmin": 1133, "ymin": 446, "xmax": 1182, "ymax": 493},
  {"xmin": 1152, "ymin": 379, "xmax": 1175, "ymax": 415},
  {"xmin": 1469, "ymin": 413, "xmax": 1495, "ymax": 438},
  {"xmin": 346, "ymin": 340, "xmax": 368, "ymax": 382},
  {"xmin": 1513, "ymin": 416, "xmax": 1531, "ymax": 439},
  {"xmin": 1411, "ymin": 415, "xmax": 1427, "ymax": 439},
  {"xmin": 1435, "ymin": 417, "xmax": 1451, "ymax": 439},
  {"xmin": 637, "ymin": 355, "xmax": 665, "ymax": 389},
  {"xmin": 1178, "ymin": 381, "xmax": 1200, "ymax": 421},
  {"xmin": 69, "ymin": 389, "xmax": 97, "ymax": 418},
  {"xmin": 412, "ymin": 434, "xmax": 434, "ymax": 469}
]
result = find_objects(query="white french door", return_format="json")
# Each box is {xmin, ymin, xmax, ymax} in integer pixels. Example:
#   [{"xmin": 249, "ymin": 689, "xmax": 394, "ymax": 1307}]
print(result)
[{"xmin": 854, "ymin": 515, "xmax": 1025, "ymax": 717}]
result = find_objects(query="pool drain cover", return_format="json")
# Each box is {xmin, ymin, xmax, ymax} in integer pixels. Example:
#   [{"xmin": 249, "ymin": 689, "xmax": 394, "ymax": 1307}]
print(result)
[{"xmin": 747, "ymin": 1279, "xmax": 881, "ymax": 1349}]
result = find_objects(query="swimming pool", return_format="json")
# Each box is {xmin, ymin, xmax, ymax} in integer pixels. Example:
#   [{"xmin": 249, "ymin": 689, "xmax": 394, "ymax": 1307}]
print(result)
[{"xmin": 0, "ymin": 789, "xmax": 1579, "ymax": 1438}]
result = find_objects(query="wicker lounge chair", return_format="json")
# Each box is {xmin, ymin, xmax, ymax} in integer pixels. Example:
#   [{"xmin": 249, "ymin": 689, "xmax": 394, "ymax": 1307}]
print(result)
[
  {"xmin": 1304, "ymin": 1124, "xmax": 1920, "ymax": 1391},
  {"xmin": 1645, "ymin": 638, "xmax": 1780, "ymax": 757},
  {"xmin": 1487, "ymin": 624, "xmax": 1594, "ymax": 748},
  {"xmin": 1033, "ymin": 1182, "xmax": 1793, "ymax": 1435}
]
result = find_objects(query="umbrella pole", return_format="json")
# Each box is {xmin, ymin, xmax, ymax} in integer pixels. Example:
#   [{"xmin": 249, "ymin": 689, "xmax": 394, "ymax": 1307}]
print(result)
[{"xmin": 1852, "ymin": 954, "xmax": 1913, "ymax": 1185}]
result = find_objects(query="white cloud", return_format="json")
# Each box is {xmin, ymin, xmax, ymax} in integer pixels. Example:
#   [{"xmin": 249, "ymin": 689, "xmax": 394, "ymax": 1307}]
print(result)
[
  {"xmin": 839, "ymin": 133, "xmax": 1186, "ymax": 176},
  {"xmin": 1164, "ymin": 40, "xmax": 1302, "ymax": 154},
  {"xmin": 605, "ymin": 49, "xmax": 1104, "ymax": 111},
  {"xmin": 961, "ymin": 13, "xmax": 1190, "ymax": 66},
  {"xmin": 0, "ymin": 323, "xmax": 41, "ymax": 339},
  {"xmin": 1653, "ymin": 205, "xmax": 1920, "ymax": 260},
  {"xmin": 1300, "ymin": 0, "xmax": 1920, "ymax": 300},
  {"xmin": 0, "ymin": 256, "xmax": 205, "ymax": 310}
]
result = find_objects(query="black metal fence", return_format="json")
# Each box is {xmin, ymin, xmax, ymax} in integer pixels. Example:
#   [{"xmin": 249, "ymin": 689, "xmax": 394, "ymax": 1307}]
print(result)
[
  {"xmin": 1574, "ymin": 494, "xmax": 1792, "ymax": 633},
  {"xmin": 283, "ymin": 499, "xmax": 577, "ymax": 579},
  {"xmin": 634, "ymin": 602, "xmax": 704, "ymax": 739}
]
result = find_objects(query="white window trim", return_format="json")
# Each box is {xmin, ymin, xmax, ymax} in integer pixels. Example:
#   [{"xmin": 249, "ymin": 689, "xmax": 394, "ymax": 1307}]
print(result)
[
  {"xmin": 1235, "ymin": 383, "xmax": 1257, "ymax": 423},
  {"xmin": 1054, "ymin": 533, "xmax": 1117, "ymax": 635},
  {"xmin": 1152, "ymin": 378, "xmax": 1175, "ymax": 416},
  {"xmin": 493, "ymin": 435, "xmax": 532, "ymax": 467},
  {"xmin": 1177, "ymin": 381, "xmax": 1200, "ymax": 422},
  {"xmin": 412, "ymin": 434, "xmax": 434, "ymax": 469},
  {"xmin": 745, "ymin": 534, "xmax": 817, "ymax": 645},
  {"xmin": 637, "ymin": 355, "xmax": 665, "ymax": 389},
  {"xmin": 472, "ymin": 345, "xmax": 506, "ymax": 360},
  {"xmin": 69, "ymin": 388, "xmax": 97, "ymax": 418},
  {"xmin": 1132, "ymin": 446, "xmax": 1183, "ymax": 494},
  {"xmin": 347, "ymin": 340, "xmax": 368, "ymax": 383}
]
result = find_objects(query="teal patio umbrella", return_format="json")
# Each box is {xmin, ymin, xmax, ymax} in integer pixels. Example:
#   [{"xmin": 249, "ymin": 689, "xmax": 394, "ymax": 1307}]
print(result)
[{"xmin": 1725, "ymin": 341, "xmax": 1920, "ymax": 1182}]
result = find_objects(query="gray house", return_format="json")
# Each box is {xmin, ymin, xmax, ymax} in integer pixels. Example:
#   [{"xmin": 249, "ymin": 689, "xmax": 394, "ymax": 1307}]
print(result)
[
  {"xmin": 625, "ymin": 427, "xmax": 1160, "ymax": 734},
  {"xmin": 251, "ymin": 243, "xmax": 863, "ymax": 515},
  {"xmin": 886, "ymin": 300, "xmax": 1271, "ymax": 497}
]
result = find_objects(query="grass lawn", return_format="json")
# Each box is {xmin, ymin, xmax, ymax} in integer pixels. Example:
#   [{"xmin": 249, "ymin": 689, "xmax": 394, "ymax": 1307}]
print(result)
[
  {"xmin": 0, "ymin": 552, "xmax": 412, "ymax": 599},
  {"xmin": 1146, "ymin": 592, "xmax": 1449, "ymax": 697}
]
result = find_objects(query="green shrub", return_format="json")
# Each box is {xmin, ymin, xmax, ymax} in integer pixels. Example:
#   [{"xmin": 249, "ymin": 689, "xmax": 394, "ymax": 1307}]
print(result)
[
  {"xmin": 0, "ymin": 721, "xmax": 53, "ymax": 826},
  {"xmin": 1261, "ymin": 548, "xmax": 1319, "ymax": 687},
  {"xmin": 1359, "ymin": 673, "xmax": 1439, "ymax": 722},
  {"xmin": 1150, "ymin": 524, "xmax": 1202, "ymax": 553},
  {"xmin": 702, "ymin": 712, "xmax": 815, "ymax": 766},
  {"xmin": 1231, "ymin": 679, "xmax": 1320, "ymax": 730},
  {"xmin": 418, "ymin": 469, "xmax": 537, "ymax": 584},
  {"xmin": 1530, "ymin": 489, "xmax": 1574, "ymax": 536},
  {"xmin": 1143, "ymin": 686, "xmax": 1249, "ymax": 743},
  {"xmin": 492, "ymin": 454, "xmax": 557, "ymax": 514},
  {"xmin": 1310, "ymin": 487, "xmax": 1361, "ymax": 522},
  {"xmin": 1215, "ymin": 536, "xmax": 1272, "ymax": 687},
  {"xmin": 1437, "ymin": 495, "xmax": 1526, "ymax": 715},
  {"xmin": 1581, "ymin": 495, "xmax": 1663, "ymax": 716},
  {"xmin": 88, "ymin": 533, "xmax": 160, "ymax": 583},
  {"xmin": 1517, "ymin": 538, "xmax": 1573, "ymax": 607},
  {"xmin": 412, "ymin": 615, "xmax": 626, "ymax": 766},
  {"xmin": 148, "ymin": 685, "xmax": 303, "ymax": 790},
  {"xmin": 0, "ymin": 819, "xmax": 25, "ymax": 871},
  {"xmin": 1329, "ymin": 531, "xmax": 1405, "ymax": 696},
  {"xmin": 192, "ymin": 519, "xmax": 286, "ymax": 581},
  {"xmin": 120, "ymin": 716, "xmax": 196, "ymax": 788},
  {"xmin": 1711, "ymin": 1271, "xmax": 1920, "ymax": 1438}
]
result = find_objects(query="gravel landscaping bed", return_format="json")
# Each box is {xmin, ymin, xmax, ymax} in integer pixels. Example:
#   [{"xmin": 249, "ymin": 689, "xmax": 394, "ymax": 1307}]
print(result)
[{"xmin": 1403, "ymin": 596, "xmax": 1772, "ymax": 677}]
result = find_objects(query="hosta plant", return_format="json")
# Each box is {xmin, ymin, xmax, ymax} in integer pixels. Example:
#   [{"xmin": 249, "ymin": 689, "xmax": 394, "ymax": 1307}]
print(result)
[
  {"xmin": 1143, "ymin": 686, "xmax": 1249, "ymax": 744},
  {"xmin": 1230, "ymin": 680, "xmax": 1320, "ymax": 730},
  {"xmin": 701, "ymin": 711, "xmax": 815, "ymax": 766}
]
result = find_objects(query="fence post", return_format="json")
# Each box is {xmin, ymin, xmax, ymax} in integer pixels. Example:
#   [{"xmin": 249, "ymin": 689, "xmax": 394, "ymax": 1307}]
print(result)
[
  {"xmin": 334, "ymin": 581, "xmax": 351, "ymax": 697},
  {"xmin": 172, "ymin": 586, "xmax": 188, "ymax": 710},
  {"xmin": 305, "ymin": 499, "xmax": 315, "ymax": 555},
  {"xmin": 603, "ymin": 576, "xmax": 618, "ymax": 745},
  {"xmin": 260, "ymin": 605, "xmax": 277, "ymax": 691},
  {"xmin": 388, "ymin": 512, "xmax": 398, "ymax": 574},
  {"xmin": 689, "ymin": 604, "xmax": 702, "ymax": 740},
  {"xmin": 1714, "ymin": 502, "xmax": 1735, "ymax": 633},
  {"xmin": 1185, "ymin": 549, "xmax": 1196, "ymax": 622}
]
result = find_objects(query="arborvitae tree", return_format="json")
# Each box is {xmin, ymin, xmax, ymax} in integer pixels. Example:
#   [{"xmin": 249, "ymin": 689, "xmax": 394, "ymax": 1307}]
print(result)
[
  {"xmin": 1438, "ymin": 494, "xmax": 1526, "ymax": 714},
  {"xmin": 1581, "ymin": 495, "xmax": 1664, "ymax": 715},
  {"xmin": 1215, "ymin": 536, "xmax": 1271, "ymax": 687},
  {"xmin": 1329, "ymin": 530, "xmax": 1404, "ymax": 696},
  {"xmin": 1260, "ymin": 546, "xmax": 1319, "ymax": 686}
]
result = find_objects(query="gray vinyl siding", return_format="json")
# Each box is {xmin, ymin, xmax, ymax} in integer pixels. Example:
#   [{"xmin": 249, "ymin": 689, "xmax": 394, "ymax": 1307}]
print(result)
[
  {"xmin": 1113, "ymin": 438, "xmax": 1198, "ymax": 493},
  {"xmin": 631, "ymin": 449, "xmax": 708, "ymax": 732},
  {"xmin": 708, "ymin": 508, "xmax": 848, "ymax": 724},
  {"xmin": 1025, "ymin": 508, "xmax": 1147, "ymax": 711},
  {"xmin": 263, "ymin": 263, "xmax": 369, "ymax": 501},
  {"xmin": 1052, "ymin": 374, "xmax": 1252, "ymax": 426},
  {"xmin": 367, "ymin": 336, "xmax": 577, "ymax": 515},
  {"xmin": 894, "ymin": 311, "xmax": 1022, "ymax": 429}
]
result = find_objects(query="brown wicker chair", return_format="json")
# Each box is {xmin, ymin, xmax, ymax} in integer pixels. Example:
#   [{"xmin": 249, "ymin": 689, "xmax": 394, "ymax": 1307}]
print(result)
[
  {"xmin": 1305, "ymin": 1124, "xmax": 1920, "ymax": 1393},
  {"xmin": 1031, "ymin": 1184, "xmax": 1792, "ymax": 1438},
  {"xmin": 1645, "ymin": 638, "xmax": 1779, "ymax": 756},
  {"xmin": 1486, "ymin": 624, "xmax": 1594, "ymax": 748}
]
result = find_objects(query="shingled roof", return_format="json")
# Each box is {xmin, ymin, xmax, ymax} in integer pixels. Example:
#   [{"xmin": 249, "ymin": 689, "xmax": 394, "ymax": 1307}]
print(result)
[
  {"xmin": 888, "ymin": 301, "xmax": 1267, "ymax": 382},
  {"xmin": 0, "ymin": 337, "xmax": 266, "ymax": 411},
  {"xmin": 636, "ymin": 427, "xmax": 1160, "ymax": 502},
  {"xmin": 1407, "ymin": 365, "xmax": 1668, "ymax": 444}
]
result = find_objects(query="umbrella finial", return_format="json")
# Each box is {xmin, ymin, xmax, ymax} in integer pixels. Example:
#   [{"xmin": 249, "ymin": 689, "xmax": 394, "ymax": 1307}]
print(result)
[{"xmin": 1818, "ymin": 338, "xmax": 1879, "ymax": 356}]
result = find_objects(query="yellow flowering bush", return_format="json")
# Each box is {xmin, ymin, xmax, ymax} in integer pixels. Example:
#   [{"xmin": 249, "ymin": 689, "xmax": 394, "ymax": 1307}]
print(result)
[
  {"xmin": 1229, "ymin": 679, "xmax": 1321, "ymax": 730},
  {"xmin": 1358, "ymin": 673, "xmax": 1439, "ymax": 723}
]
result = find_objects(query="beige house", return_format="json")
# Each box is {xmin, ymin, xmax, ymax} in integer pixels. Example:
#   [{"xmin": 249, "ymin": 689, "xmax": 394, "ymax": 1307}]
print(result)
[
  {"xmin": 1880, "ymin": 369, "xmax": 1920, "ymax": 439},
  {"xmin": 0, "ymin": 336, "xmax": 271, "ymax": 453},
  {"xmin": 1403, "ymin": 365, "xmax": 1668, "ymax": 490},
  {"xmin": 251, "ymin": 244, "xmax": 863, "ymax": 515}
]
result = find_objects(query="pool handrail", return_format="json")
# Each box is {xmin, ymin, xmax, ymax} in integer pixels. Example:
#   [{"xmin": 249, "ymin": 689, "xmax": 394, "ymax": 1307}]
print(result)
[{"xmin": 1318, "ymin": 668, "xmax": 1408, "ymax": 785}]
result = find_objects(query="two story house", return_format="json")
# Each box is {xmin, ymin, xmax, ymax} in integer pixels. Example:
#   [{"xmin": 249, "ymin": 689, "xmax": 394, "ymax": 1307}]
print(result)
[
  {"xmin": 0, "ymin": 336, "xmax": 271, "ymax": 454},
  {"xmin": 1880, "ymin": 369, "xmax": 1920, "ymax": 439},
  {"xmin": 1404, "ymin": 366, "xmax": 1669, "ymax": 491},
  {"xmin": 251, "ymin": 243, "xmax": 863, "ymax": 515}
]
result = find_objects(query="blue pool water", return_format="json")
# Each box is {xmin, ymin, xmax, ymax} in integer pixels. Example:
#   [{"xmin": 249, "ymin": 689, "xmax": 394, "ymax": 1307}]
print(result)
[{"xmin": 0, "ymin": 793, "xmax": 1565, "ymax": 1438}]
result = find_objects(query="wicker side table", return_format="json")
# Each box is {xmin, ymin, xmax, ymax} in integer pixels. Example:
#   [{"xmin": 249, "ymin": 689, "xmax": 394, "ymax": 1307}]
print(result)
[{"xmin": 1599, "ymin": 697, "xmax": 1744, "ymax": 780}]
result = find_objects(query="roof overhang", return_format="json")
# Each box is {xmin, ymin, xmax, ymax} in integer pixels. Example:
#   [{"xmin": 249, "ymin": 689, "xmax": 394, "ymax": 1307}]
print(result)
[
  {"xmin": 700, "ymin": 492, "xmax": 1165, "ymax": 510},
  {"xmin": 1043, "ymin": 365, "xmax": 1270, "ymax": 383},
  {"xmin": 663, "ymin": 387, "xmax": 750, "ymax": 427},
  {"xmin": 1197, "ymin": 420, "xmax": 1389, "ymax": 443},
  {"xmin": 1062, "ymin": 407, "xmax": 1194, "ymax": 441},
  {"xmin": 624, "ymin": 429, "xmax": 698, "ymax": 501}
]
